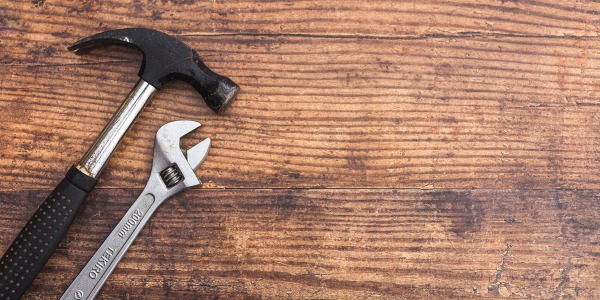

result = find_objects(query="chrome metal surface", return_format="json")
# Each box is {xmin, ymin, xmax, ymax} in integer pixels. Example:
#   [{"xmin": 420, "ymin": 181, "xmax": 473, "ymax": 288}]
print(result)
[
  {"xmin": 78, "ymin": 80, "xmax": 157, "ymax": 178},
  {"xmin": 62, "ymin": 121, "xmax": 211, "ymax": 300}
]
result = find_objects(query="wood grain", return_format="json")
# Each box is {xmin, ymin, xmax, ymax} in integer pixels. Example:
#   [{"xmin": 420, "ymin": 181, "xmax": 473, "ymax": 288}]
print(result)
[
  {"xmin": 2, "ymin": 1, "xmax": 600, "ymax": 299},
  {"xmin": 3, "ymin": 34, "xmax": 600, "ymax": 189},
  {"xmin": 0, "ymin": 188, "xmax": 596, "ymax": 299},
  {"xmin": 2, "ymin": 0, "xmax": 600, "ymax": 39}
]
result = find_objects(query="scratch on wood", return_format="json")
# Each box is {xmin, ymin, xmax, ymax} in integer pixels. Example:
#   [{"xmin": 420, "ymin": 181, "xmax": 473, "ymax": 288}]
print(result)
[
  {"xmin": 495, "ymin": 243, "xmax": 512, "ymax": 282},
  {"xmin": 552, "ymin": 259, "xmax": 573, "ymax": 299},
  {"xmin": 488, "ymin": 243, "xmax": 513, "ymax": 297}
]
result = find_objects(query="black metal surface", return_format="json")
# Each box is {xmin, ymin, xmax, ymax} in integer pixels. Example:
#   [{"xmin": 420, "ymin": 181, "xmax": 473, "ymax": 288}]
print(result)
[
  {"xmin": 68, "ymin": 28, "xmax": 239, "ymax": 113},
  {"xmin": 0, "ymin": 166, "xmax": 97, "ymax": 299}
]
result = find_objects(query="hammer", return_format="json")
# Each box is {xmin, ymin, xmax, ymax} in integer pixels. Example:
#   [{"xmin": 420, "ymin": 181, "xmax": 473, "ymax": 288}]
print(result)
[{"xmin": 0, "ymin": 28, "xmax": 239, "ymax": 298}]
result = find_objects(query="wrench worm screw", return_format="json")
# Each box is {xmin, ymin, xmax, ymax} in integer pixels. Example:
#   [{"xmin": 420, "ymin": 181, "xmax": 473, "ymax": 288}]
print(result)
[{"xmin": 160, "ymin": 164, "xmax": 184, "ymax": 188}]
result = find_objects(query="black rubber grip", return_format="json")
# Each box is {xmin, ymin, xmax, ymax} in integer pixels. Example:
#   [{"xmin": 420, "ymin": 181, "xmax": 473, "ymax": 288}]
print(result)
[{"xmin": 0, "ymin": 166, "xmax": 97, "ymax": 299}]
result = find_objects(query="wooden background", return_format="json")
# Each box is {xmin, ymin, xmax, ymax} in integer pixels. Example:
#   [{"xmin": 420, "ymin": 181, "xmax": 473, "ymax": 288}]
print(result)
[{"xmin": 1, "ymin": 0, "xmax": 599, "ymax": 299}]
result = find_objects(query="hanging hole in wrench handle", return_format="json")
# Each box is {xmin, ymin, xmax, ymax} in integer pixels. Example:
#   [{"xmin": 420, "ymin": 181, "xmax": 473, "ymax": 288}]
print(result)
[{"xmin": 0, "ymin": 166, "xmax": 97, "ymax": 299}]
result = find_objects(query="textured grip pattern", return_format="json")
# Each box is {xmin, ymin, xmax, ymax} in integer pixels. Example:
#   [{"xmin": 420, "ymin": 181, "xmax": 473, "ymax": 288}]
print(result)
[{"xmin": 0, "ymin": 179, "xmax": 89, "ymax": 299}]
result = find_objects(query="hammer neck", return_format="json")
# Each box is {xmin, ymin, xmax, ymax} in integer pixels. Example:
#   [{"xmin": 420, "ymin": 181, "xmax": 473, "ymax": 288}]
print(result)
[{"xmin": 77, "ymin": 79, "xmax": 157, "ymax": 178}]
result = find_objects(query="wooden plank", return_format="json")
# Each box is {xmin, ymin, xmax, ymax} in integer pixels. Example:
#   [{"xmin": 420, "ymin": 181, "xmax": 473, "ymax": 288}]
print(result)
[
  {"xmin": 2, "ymin": 0, "xmax": 600, "ymax": 41},
  {"xmin": 2, "ymin": 2, "xmax": 600, "ymax": 299},
  {"xmin": 2, "ymin": 35, "xmax": 600, "ymax": 189},
  {"xmin": 0, "ymin": 188, "xmax": 596, "ymax": 299}
]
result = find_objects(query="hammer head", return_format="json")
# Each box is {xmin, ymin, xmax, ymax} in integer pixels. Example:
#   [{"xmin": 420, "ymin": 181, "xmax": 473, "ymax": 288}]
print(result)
[{"xmin": 69, "ymin": 28, "xmax": 239, "ymax": 113}]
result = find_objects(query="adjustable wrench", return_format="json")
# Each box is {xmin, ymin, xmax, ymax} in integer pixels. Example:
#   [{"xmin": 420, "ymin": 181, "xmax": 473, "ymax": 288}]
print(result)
[{"xmin": 61, "ymin": 120, "xmax": 211, "ymax": 300}]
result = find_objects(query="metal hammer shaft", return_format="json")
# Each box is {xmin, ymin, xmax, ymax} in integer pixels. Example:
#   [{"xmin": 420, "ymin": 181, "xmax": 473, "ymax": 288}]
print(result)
[{"xmin": 78, "ymin": 79, "xmax": 157, "ymax": 177}]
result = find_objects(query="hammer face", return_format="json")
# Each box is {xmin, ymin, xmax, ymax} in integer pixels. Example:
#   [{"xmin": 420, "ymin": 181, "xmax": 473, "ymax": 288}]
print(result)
[
  {"xmin": 193, "ymin": 71, "xmax": 240, "ymax": 113},
  {"xmin": 69, "ymin": 28, "xmax": 240, "ymax": 113}
]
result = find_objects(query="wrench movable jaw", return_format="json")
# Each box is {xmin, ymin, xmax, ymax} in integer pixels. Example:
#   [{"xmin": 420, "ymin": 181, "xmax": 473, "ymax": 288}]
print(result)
[{"xmin": 187, "ymin": 138, "xmax": 211, "ymax": 171}]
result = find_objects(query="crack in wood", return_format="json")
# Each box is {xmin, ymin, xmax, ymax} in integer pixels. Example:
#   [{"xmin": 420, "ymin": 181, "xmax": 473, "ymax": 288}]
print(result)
[{"xmin": 553, "ymin": 258, "xmax": 574, "ymax": 299}]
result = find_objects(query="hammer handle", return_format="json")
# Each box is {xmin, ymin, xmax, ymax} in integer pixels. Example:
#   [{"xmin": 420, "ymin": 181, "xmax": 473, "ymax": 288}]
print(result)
[{"xmin": 0, "ymin": 166, "xmax": 97, "ymax": 299}]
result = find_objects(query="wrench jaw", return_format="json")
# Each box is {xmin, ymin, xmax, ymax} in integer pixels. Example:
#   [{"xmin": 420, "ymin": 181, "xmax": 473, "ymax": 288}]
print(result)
[{"xmin": 148, "ymin": 121, "xmax": 211, "ymax": 203}]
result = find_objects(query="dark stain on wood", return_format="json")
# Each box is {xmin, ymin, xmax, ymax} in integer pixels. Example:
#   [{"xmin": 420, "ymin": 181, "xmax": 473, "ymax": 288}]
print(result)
[{"xmin": 426, "ymin": 190, "xmax": 484, "ymax": 234}]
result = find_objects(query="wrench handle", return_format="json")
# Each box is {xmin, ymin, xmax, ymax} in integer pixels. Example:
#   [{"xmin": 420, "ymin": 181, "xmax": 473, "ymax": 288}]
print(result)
[
  {"xmin": 61, "ymin": 191, "xmax": 157, "ymax": 300},
  {"xmin": 0, "ymin": 166, "xmax": 97, "ymax": 299}
]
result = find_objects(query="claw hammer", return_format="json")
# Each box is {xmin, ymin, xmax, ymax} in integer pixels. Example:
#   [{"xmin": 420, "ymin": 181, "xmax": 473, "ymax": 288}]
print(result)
[{"xmin": 0, "ymin": 28, "xmax": 239, "ymax": 299}]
